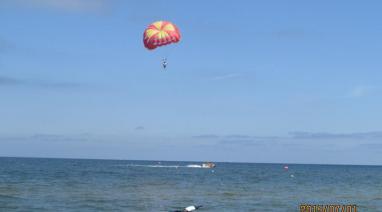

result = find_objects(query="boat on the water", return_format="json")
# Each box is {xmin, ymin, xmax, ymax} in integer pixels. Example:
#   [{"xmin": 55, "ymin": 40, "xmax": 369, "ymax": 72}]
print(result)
[
  {"xmin": 201, "ymin": 162, "xmax": 215, "ymax": 168},
  {"xmin": 186, "ymin": 162, "xmax": 216, "ymax": 168}
]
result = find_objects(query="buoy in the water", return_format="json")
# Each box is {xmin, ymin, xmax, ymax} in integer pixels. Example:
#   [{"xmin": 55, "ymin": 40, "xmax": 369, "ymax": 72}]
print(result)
[{"xmin": 284, "ymin": 165, "xmax": 289, "ymax": 170}]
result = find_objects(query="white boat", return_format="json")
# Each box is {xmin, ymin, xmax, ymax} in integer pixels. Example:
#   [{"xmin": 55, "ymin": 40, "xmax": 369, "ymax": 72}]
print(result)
[
  {"xmin": 201, "ymin": 162, "xmax": 216, "ymax": 168},
  {"xmin": 186, "ymin": 162, "xmax": 216, "ymax": 168}
]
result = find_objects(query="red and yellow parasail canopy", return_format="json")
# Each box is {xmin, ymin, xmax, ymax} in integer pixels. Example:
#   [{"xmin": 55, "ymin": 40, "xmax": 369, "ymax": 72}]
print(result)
[{"xmin": 143, "ymin": 21, "xmax": 181, "ymax": 50}]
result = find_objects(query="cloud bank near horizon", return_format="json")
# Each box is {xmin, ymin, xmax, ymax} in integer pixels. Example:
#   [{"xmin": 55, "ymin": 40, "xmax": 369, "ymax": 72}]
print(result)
[
  {"xmin": 0, "ymin": 75, "xmax": 84, "ymax": 89},
  {"xmin": 0, "ymin": 0, "xmax": 112, "ymax": 12},
  {"xmin": 1, "ymin": 131, "xmax": 382, "ymax": 164}
]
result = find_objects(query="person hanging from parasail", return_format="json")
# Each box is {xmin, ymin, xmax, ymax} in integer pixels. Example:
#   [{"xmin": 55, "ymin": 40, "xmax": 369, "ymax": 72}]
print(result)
[
  {"xmin": 162, "ymin": 58, "xmax": 168, "ymax": 69},
  {"xmin": 143, "ymin": 21, "xmax": 181, "ymax": 70}
]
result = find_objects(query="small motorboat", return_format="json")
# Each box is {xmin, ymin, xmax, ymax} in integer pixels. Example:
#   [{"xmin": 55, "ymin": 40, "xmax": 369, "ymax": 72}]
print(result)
[{"xmin": 201, "ymin": 162, "xmax": 216, "ymax": 168}]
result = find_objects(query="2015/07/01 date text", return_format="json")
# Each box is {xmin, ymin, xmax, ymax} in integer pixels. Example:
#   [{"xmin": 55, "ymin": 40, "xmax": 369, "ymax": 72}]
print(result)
[{"xmin": 300, "ymin": 204, "xmax": 357, "ymax": 212}]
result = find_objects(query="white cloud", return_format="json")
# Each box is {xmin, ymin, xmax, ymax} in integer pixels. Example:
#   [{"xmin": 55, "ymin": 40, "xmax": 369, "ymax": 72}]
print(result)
[
  {"xmin": 211, "ymin": 73, "xmax": 241, "ymax": 81},
  {"xmin": 0, "ymin": 75, "xmax": 83, "ymax": 89},
  {"xmin": 349, "ymin": 85, "xmax": 372, "ymax": 98},
  {"xmin": 0, "ymin": 37, "xmax": 12, "ymax": 52},
  {"xmin": 289, "ymin": 131, "xmax": 382, "ymax": 140},
  {"xmin": 1, "ymin": 0, "xmax": 110, "ymax": 12},
  {"xmin": 135, "ymin": 126, "xmax": 145, "ymax": 131}
]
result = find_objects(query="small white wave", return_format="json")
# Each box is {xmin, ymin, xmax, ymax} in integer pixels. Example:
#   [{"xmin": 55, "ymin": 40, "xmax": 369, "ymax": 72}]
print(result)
[
  {"xmin": 126, "ymin": 164, "xmax": 181, "ymax": 168},
  {"xmin": 122, "ymin": 164, "xmax": 208, "ymax": 169},
  {"xmin": 186, "ymin": 164, "xmax": 202, "ymax": 168}
]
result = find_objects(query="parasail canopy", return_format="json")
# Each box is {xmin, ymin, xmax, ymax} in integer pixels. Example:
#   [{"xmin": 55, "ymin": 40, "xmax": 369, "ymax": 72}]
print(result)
[{"xmin": 143, "ymin": 21, "xmax": 181, "ymax": 50}]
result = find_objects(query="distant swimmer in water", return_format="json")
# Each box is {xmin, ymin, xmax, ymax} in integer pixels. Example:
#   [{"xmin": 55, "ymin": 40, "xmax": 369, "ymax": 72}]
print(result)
[{"xmin": 172, "ymin": 205, "xmax": 203, "ymax": 212}]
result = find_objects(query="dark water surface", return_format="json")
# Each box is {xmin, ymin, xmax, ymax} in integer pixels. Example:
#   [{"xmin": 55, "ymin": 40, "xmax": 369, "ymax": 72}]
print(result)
[{"xmin": 0, "ymin": 157, "xmax": 381, "ymax": 211}]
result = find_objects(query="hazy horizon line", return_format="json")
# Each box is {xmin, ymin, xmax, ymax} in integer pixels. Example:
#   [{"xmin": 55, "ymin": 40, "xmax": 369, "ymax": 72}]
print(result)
[{"xmin": 1, "ymin": 155, "xmax": 381, "ymax": 167}]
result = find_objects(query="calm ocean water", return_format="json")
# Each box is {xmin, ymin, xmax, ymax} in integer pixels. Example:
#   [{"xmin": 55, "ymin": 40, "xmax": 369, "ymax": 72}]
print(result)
[{"xmin": 0, "ymin": 157, "xmax": 381, "ymax": 211}]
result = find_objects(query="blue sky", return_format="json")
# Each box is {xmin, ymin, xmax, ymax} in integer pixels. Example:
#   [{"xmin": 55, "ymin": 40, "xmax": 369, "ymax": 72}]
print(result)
[{"xmin": 1, "ymin": 0, "xmax": 382, "ymax": 164}]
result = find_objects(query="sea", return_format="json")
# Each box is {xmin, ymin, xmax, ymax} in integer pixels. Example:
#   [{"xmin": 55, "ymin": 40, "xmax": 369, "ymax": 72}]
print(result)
[{"xmin": 0, "ymin": 157, "xmax": 381, "ymax": 211}]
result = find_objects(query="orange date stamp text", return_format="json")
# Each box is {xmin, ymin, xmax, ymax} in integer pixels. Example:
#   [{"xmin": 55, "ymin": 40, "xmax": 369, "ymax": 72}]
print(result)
[{"xmin": 300, "ymin": 204, "xmax": 357, "ymax": 212}]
